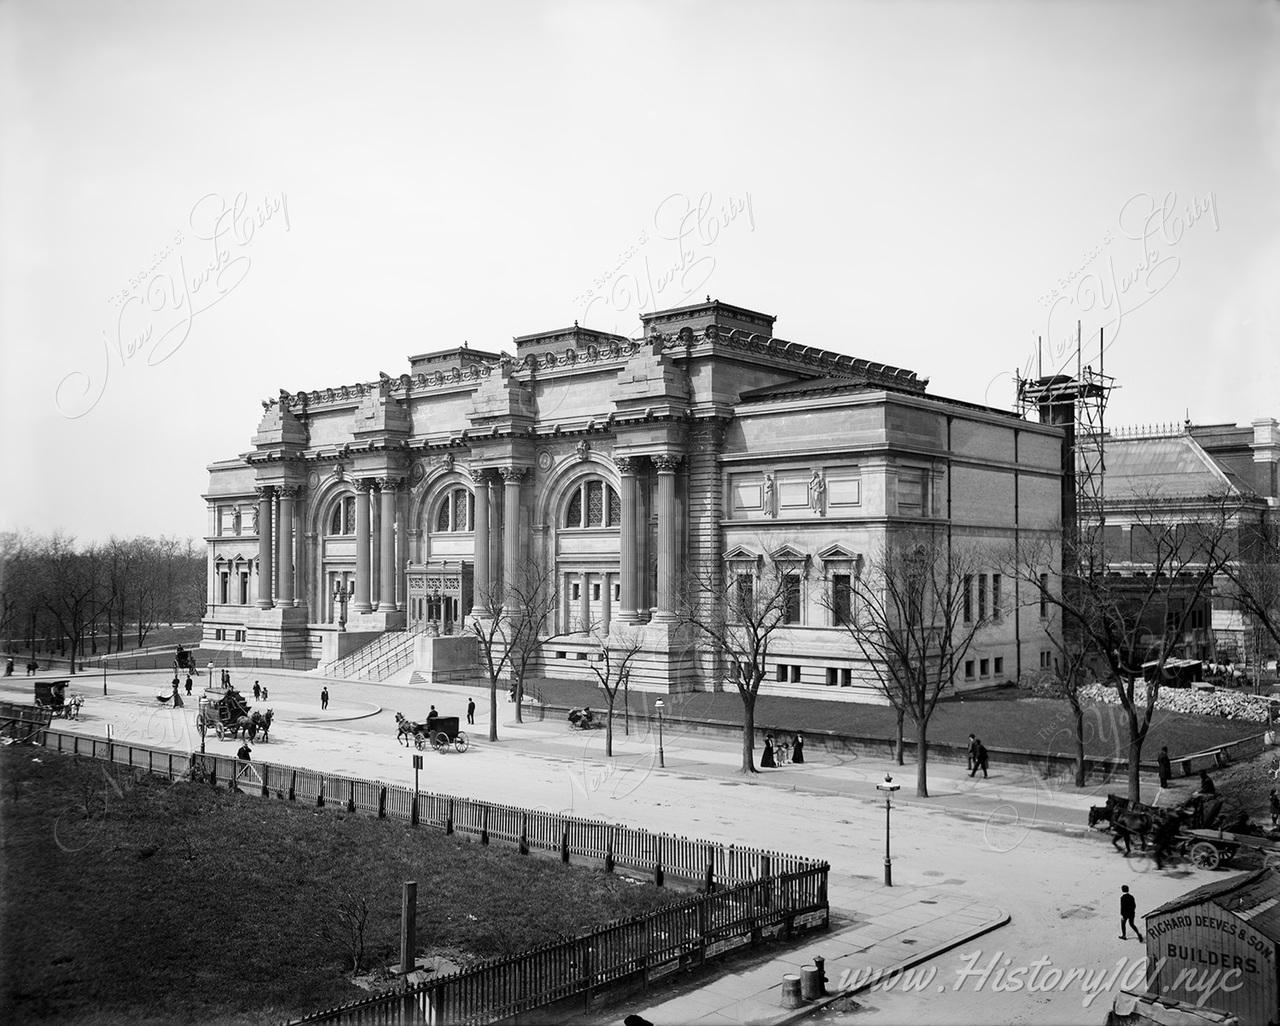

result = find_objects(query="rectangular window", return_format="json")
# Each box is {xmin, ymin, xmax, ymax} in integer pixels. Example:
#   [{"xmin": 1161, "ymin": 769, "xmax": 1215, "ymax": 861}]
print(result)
[
  {"xmin": 735, "ymin": 573, "xmax": 754, "ymax": 619},
  {"xmin": 782, "ymin": 573, "xmax": 801, "ymax": 625},
  {"xmin": 963, "ymin": 575, "xmax": 973, "ymax": 623},
  {"xmin": 613, "ymin": 583, "xmax": 621, "ymax": 602},
  {"xmin": 979, "ymin": 658, "xmax": 990, "ymax": 677},
  {"xmin": 897, "ymin": 470, "xmax": 924, "ymax": 515},
  {"xmin": 831, "ymin": 573, "xmax": 852, "ymax": 626},
  {"xmin": 826, "ymin": 667, "xmax": 838, "ymax": 686},
  {"xmin": 791, "ymin": 664, "xmax": 801, "ymax": 683},
  {"xmin": 219, "ymin": 572, "xmax": 229, "ymax": 604},
  {"xmin": 841, "ymin": 668, "xmax": 852, "ymax": 686},
  {"xmin": 977, "ymin": 574, "xmax": 988, "ymax": 621},
  {"xmin": 964, "ymin": 659, "xmax": 975, "ymax": 680},
  {"xmin": 1039, "ymin": 574, "xmax": 1049, "ymax": 618},
  {"xmin": 239, "ymin": 572, "xmax": 249, "ymax": 605},
  {"xmin": 235, "ymin": 630, "xmax": 246, "ymax": 643},
  {"xmin": 994, "ymin": 656, "xmax": 1004, "ymax": 675},
  {"xmin": 1040, "ymin": 650, "xmax": 1052, "ymax": 670},
  {"xmin": 592, "ymin": 583, "xmax": 601, "ymax": 601},
  {"xmin": 571, "ymin": 582, "xmax": 580, "ymax": 601},
  {"xmin": 991, "ymin": 575, "xmax": 1001, "ymax": 621},
  {"xmin": 776, "ymin": 664, "xmax": 788, "ymax": 683}
]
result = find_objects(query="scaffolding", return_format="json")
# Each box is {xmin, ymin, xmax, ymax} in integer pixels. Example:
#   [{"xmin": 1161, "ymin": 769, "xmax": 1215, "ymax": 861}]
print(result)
[{"xmin": 1015, "ymin": 323, "xmax": 1116, "ymax": 576}]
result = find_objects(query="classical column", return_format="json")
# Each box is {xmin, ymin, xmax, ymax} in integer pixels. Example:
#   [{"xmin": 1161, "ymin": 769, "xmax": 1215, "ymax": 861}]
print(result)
[
  {"xmin": 369, "ymin": 484, "xmax": 380, "ymax": 609},
  {"xmin": 354, "ymin": 479, "xmax": 373, "ymax": 613},
  {"xmin": 471, "ymin": 468, "xmax": 491, "ymax": 616},
  {"xmin": 580, "ymin": 572, "xmax": 591, "ymax": 632},
  {"xmin": 292, "ymin": 491, "xmax": 307, "ymax": 609},
  {"xmin": 652, "ymin": 454, "xmax": 683, "ymax": 621},
  {"xmin": 616, "ymin": 457, "xmax": 639, "ymax": 623},
  {"xmin": 601, "ymin": 572, "xmax": 612, "ymax": 634},
  {"xmin": 378, "ymin": 477, "xmax": 399, "ymax": 612},
  {"xmin": 255, "ymin": 486, "xmax": 274, "ymax": 609},
  {"xmin": 277, "ymin": 486, "xmax": 297, "ymax": 606},
  {"xmin": 499, "ymin": 467, "xmax": 526, "ymax": 605}
]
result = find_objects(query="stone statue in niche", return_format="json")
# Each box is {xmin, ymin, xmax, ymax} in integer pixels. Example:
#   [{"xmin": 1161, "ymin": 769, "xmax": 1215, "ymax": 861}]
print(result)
[
  {"xmin": 763, "ymin": 473, "xmax": 775, "ymax": 517},
  {"xmin": 251, "ymin": 505, "xmax": 260, "ymax": 534},
  {"xmin": 808, "ymin": 470, "xmax": 826, "ymax": 515},
  {"xmin": 232, "ymin": 506, "xmax": 242, "ymax": 534}
]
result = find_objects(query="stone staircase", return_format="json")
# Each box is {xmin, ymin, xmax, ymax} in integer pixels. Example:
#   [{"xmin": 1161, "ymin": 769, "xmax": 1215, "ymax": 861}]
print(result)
[{"xmin": 322, "ymin": 626, "xmax": 422, "ymax": 683}]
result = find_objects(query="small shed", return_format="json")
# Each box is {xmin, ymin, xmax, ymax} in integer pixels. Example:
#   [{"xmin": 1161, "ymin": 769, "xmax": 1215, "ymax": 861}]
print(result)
[{"xmin": 1142, "ymin": 868, "xmax": 1280, "ymax": 1024}]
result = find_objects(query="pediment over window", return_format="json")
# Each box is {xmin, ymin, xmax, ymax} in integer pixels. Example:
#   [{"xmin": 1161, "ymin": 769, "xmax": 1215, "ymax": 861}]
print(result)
[
  {"xmin": 723, "ymin": 544, "xmax": 760, "ymax": 562},
  {"xmin": 817, "ymin": 543, "xmax": 859, "ymax": 563},
  {"xmin": 768, "ymin": 544, "xmax": 808, "ymax": 563}
]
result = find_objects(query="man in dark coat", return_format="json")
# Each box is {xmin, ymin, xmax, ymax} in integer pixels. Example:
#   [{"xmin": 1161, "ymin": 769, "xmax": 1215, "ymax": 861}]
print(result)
[
  {"xmin": 1119, "ymin": 885, "xmax": 1143, "ymax": 941},
  {"xmin": 467, "ymin": 698, "xmax": 475, "ymax": 725},
  {"xmin": 969, "ymin": 739, "xmax": 989, "ymax": 778},
  {"xmin": 1157, "ymin": 746, "xmax": 1172, "ymax": 789},
  {"xmin": 320, "ymin": 686, "xmax": 329, "ymax": 710},
  {"xmin": 966, "ymin": 733, "xmax": 978, "ymax": 772}
]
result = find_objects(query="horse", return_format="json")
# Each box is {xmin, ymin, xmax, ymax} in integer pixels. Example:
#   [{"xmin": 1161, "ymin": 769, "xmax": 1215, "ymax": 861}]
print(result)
[
  {"xmin": 395, "ymin": 712, "xmax": 426, "ymax": 746},
  {"xmin": 234, "ymin": 714, "xmax": 259, "ymax": 742},
  {"xmin": 257, "ymin": 709, "xmax": 273, "ymax": 743},
  {"xmin": 1088, "ymin": 798, "xmax": 1154, "ymax": 855}
]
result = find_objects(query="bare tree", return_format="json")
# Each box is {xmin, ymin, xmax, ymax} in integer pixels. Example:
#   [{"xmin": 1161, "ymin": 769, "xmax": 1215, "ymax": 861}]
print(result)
[
  {"xmin": 829, "ymin": 529, "xmax": 985, "ymax": 797},
  {"xmin": 586, "ymin": 627, "xmax": 644, "ymax": 757},
  {"xmin": 1218, "ymin": 519, "xmax": 1280, "ymax": 663},
  {"xmin": 675, "ymin": 552, "xmax": 796, "ymax": 774},
  {"xmin": 1013, "ymin": 495, "xmax": 1237, "ymax": 802},
  {"xmin": 318, "ymin": 891, "xmax": 371, "ymax": 974},
  {"xmin": 469, "ymin": 558, "xmax": 572, "ymax": 740}
]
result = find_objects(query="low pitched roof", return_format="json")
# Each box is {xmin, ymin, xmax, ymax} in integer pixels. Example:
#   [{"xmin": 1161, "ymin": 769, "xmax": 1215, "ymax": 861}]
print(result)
[
  {"xmin": 1146, "ymin": 868, "xmax": 1280, "ymax": 940},
  {"xmin": 1102, "ymin": 434, "xmax": 1246, "ymax": 500}
]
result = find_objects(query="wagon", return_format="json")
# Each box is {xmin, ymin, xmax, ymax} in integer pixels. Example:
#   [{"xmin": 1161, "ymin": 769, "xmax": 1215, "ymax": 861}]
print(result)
[
  {"xmin": 196, "ymin": 688, "xmax": 250, "ymax": 741},
  {"xmin": 34, "ymin": 680, "xmax": 82, "ymax": 719},
  {"xmin": 1176, "ymin": 828, "xmax": 1280, "ymax": 871},
  {"xmin": 423, "ymin": 715, "xmax": 468, "ymax": 753}
]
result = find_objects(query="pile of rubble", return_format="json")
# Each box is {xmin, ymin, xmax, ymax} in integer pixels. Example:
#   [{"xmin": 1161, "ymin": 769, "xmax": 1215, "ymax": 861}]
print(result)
[{"xmin": 1078, "ymin": 682, "xmax": 1272, "ymax": 722}]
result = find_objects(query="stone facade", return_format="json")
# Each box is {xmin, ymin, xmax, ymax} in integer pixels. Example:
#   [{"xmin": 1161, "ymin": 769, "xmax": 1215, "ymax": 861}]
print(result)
[{"xmin": 203, "ymin": 300, "xmax": 1065, "ymax": 700}]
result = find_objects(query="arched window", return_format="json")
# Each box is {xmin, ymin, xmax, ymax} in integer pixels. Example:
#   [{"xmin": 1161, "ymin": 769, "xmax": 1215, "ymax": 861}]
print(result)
[
  {"xmin": 328, "ymin": 495, "xmax": 356, "ymax": 536},
  {"xmin": 563, "ymin": 478, "xmax": 621, "ymax": 529},
  {"xmin": 433, "ymin": 487, "xmax": 474, "ymax": 533}
]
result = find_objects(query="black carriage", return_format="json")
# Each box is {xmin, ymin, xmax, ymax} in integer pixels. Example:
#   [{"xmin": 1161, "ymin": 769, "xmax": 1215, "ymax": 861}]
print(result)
[
  {"xmin": 196, "ymin": 687, "xmax": 250, "ymax": 741},
  {"xmin": 420, "ymin": 715, "xmax": 468, "ymax": 753},
  {"xmin": 34, "ymin": 679, "xmax": 81, "ymax": 719},
  {"xmin": 174, "ymin": 645, "xmax": 198, "ymax": 674}
]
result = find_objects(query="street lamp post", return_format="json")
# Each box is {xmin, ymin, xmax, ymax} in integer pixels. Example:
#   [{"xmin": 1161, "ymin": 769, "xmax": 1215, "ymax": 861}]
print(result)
[
  {"xmin": 334, "ymin": 579, "xmax": 353, "ymax": 631},
  {"xmin": 198, "ymin": 696, "xmax": 208, "ymax": 754},
  {"xmin": 655, "ymin": 698, "xmax": 665, "ymax": 768},
  {"xmin": 876, "ymin": 773, "xmax": 901, "ymax": 887}
]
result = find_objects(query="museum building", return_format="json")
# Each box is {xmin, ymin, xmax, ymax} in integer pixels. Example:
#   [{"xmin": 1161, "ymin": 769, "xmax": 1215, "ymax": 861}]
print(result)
[{"xmin": 202, "ymin": 299, "xmax": 1064, "ymax": 700}]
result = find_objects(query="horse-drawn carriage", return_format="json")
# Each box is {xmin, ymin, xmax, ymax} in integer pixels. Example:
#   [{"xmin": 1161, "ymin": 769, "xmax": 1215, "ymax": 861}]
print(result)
[
  {"xmin": 34, "ymin": 680, "xmax": 83, "ymax": 719},
  {"xmin": 395, "ymin": 712, "xmax": 469, "ymax": 752},
  {"xmin": 174, "ymin": 644, "xmax": 198, "ymax": 675},
  {"xmin": 1088, "ymin": 793, "xmax": 1280, "ymax": 870},
  {"xmin": 194, "ymin": 687, "xmax": 273, "ymax": 742}
]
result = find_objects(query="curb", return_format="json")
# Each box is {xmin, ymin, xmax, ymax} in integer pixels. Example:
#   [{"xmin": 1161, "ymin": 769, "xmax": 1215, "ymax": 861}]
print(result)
[{"xmin": 769, "ymin": 906, "xmax": 1012, "ymax": 1025}]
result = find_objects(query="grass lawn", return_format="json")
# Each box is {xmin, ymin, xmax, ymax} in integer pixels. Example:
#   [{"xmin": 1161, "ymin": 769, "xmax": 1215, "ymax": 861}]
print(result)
[
  {"xmin": 533, "ymin": 678, "xmax": 1263, "ymax": 761},
  {"xmin": 0, "ymin": 747, "xmax": 679, "ymax": 1026}
]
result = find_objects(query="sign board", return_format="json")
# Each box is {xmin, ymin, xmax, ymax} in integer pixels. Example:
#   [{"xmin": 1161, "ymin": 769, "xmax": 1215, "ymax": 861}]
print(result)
[
  {"xmin": 705, "ymin": 933, "xmax": 751, "ymax": 960},
  {"xmin": 794, "ymin": 910, "xmax": 826, "ymax": 931},
  {"xmin": 412, "ymin": 754, "xmax": 423, "ymax": 770}
]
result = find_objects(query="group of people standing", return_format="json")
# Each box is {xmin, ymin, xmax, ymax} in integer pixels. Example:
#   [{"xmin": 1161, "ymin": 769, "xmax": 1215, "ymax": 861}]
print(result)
[{"xmin": 760, "ymin": 733, "xmax": 805, "ymax": 768}]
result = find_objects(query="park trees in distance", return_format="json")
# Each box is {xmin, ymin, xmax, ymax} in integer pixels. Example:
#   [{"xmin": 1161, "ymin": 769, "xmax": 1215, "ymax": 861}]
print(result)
[
  {"xmin": 468, "ymin": 558, "xmax": 572, "ymax": 741},
  {"xmin": 586, "ymin": 627, "xmax": 644, "ymax": 758},
  {"xmin": 1011, "ymin": 494, "xmax": 1237, "ymax": 802},
  {"xmin": 675, "ymin": 549, "xmax": 798, "ymax": 774},
  {"xmin": 824, "ymin": 529, "xmax": 986, "ymax": 798}
]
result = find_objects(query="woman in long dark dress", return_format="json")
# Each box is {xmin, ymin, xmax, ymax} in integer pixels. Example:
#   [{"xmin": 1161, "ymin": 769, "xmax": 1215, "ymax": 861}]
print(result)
[
  {"xmin": 171, "ymin": 680, "xmax": 184, "ymax": 708},
  {"xmin": 760, "ymin": 735, "xmax": 776, "ymax": 768},
  {"xmin": 792, "ymin": 734, "xmax": 805, "ymax": 764}
]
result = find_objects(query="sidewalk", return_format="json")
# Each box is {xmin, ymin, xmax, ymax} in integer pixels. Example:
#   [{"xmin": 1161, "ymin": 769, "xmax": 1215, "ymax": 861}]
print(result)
[{"xmin": 567, "ymin": 879, "xmax": 1007, "ymax": 1026}]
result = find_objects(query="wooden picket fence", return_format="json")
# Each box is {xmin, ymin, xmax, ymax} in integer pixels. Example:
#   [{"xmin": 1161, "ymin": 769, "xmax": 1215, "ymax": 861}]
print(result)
[{"xmin": 29, "ymin": 723, "xmax": 830, "ymax": 1025}]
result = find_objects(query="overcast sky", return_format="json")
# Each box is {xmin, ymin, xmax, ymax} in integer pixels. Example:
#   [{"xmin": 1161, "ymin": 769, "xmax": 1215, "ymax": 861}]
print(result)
[{"xmin": 2, "ymin": 0, "xmax": 1277, "ymax": 544}]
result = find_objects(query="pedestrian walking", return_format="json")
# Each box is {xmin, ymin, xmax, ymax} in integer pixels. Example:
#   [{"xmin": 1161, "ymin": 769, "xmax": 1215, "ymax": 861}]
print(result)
[
  {"xmin": 761, "ymin": 734, "xmax": 776, "ymax": 768},
  {"xmin": 261, "ymin": 685, "xmax": 268, "ymax": 700},
  {"xmin": 253, "ymin": 682, "xmax": 262, "ymax": 701},
  {"xmin": 966, "ymin": 733, "xmax": 978, "ymax": 772},
  {"xmin": 1270, "ymin": 789, "xmax": 1279, "ymax": 829},
  {"xmin": 184, "ymin": 676, "xmax": 193, "ymax": 695},
  {"xmin": 171, "ymin": 680, "xmax": 184, "ymax": 708},
  {"xmin": 1119, "ymin": 885, "xmax": 1143, "ymax": 941},
  {"xmin": 466, "ymin": 698, "xmax": 475, "ymax": 725},
  {"xmin": 792, "ymin": 733, "xmax": 805, "ymax": 764},
  {"xmin": 321, "ymin": 686, "xmax": 329, "ymax": 710},
  {"xmin": 172, "ymin": 674, "xmax": 180, "ymax": 693},
  {"xmin": 1157, "ymin": 746, "xmax": 1172, "ymax": 789},
  {"xmin": 969, "ymin": 739, "xmax": 989, "ymax": 778},
  {"xmin": 5, "ymin": 657, "xmax": 13, "ymax": 676}
]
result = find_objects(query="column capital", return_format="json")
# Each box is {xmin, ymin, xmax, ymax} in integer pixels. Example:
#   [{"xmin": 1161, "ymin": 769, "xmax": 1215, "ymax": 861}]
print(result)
[
  {"xmin": 498, "ymin": 466, "xmax": 527, "ymax": 483},
  {"xmin": 615, "ymin": 456, "xmax": 640, "ymax": 475},
  {"xmin": 469, "ymin": 467, "xmax": 490, "ymax": 484},
  {"xmin": 279, "ymin": 484, "xmax": 304, "ymax": 499},
  {"xmin": 355, "ymin": 478, "xmax": 375, "ymax": 493},
  {"xmin": 255, "ymin": 484, "xmax": 275, "ymax": 498},
  {"xmin": 377, "ymin": 476, "xmax": 403, "ymax": 493},
  {"xmin": 652, "ymin": 454, "xmax": 683, "ymax": 473}
]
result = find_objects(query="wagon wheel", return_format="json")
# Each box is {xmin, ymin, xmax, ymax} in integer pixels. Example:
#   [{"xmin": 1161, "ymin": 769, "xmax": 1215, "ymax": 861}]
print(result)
[
  {"xmin": 1189, "ymin": 841, "xmax": 1222, "ymax": 870},
  {"xmin": 454, "ymin": 731, "xmax": 469, "ymax": 753},
  {"xmin": 431, "ymin": 731, "xmax": 449, "ymax": 752},
  {"xmin": 414, "ymin": 733, "xmax": 426, "ymax": 751}
]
